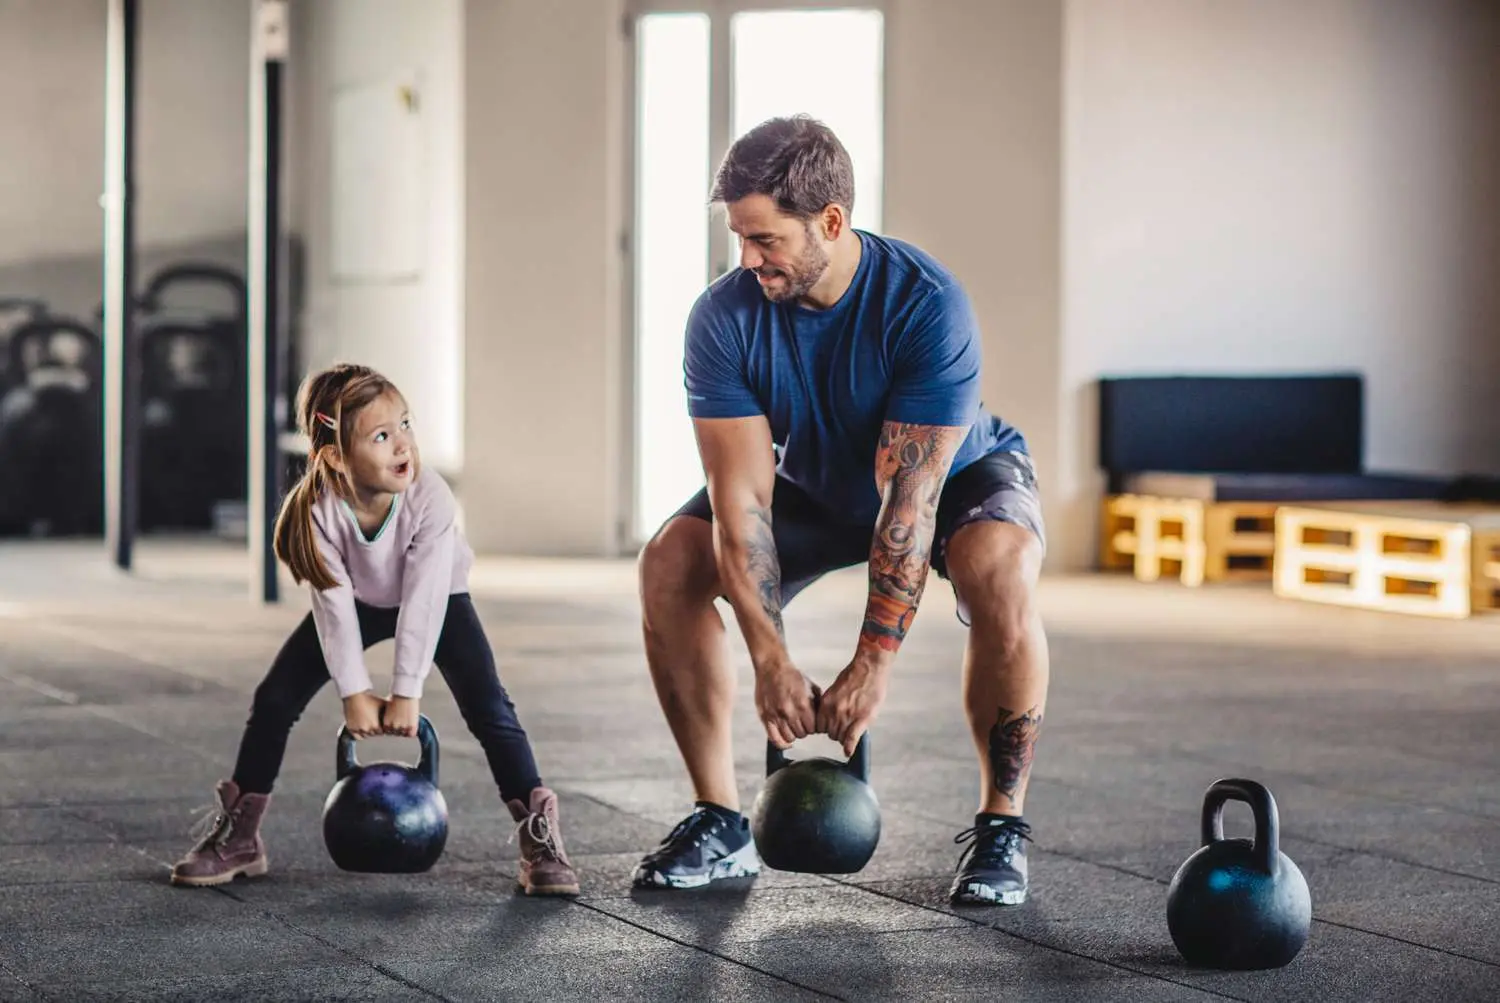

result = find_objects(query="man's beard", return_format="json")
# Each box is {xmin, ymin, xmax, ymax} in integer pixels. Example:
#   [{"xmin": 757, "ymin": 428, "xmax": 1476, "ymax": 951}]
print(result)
[{"xmin": 755, "ymin": 231, "xmax": 830, "ymax": 304}]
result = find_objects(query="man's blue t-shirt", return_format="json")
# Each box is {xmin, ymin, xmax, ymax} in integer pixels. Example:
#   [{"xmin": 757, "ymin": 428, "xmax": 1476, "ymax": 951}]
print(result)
[{"xmin": 683, "ymin": 229, "xmax": 1026, "ymax": 526}]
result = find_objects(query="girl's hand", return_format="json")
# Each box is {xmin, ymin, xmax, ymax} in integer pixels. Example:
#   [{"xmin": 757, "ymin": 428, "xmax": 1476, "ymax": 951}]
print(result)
[
  {"xmin": 342, "ymin": 691, "xmax": 386, "ymax": 739},
  {"xmin": 382, "ymin": 696, "xmax": 420, "ymax": 737}
]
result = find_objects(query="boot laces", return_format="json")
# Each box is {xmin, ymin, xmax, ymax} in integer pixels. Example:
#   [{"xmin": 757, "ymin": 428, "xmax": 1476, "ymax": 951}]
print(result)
[
  {"xmin": 509, "ymin": 809, "xmax": 562, "ymax": 861},
  {"xmin": 953, "ymin": 819, "xmax": 1033, "ymax": 872},
  {"xmin": 187, "ymin": 800, "xmax": 235, "ymax": 852}
]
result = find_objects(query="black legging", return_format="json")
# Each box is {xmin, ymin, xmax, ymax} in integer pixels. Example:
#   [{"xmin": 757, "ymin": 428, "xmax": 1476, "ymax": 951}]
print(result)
[{"xmin": 231, "ymin": 593, "xmax": 542, "ymax": 803}]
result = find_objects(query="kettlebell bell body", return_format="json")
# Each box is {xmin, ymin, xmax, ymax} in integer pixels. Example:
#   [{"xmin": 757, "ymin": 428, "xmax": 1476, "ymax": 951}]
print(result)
[
  {"xmin": 321, "ymin": 715, "xmax": 449, "ymax": 873},
  {"xmin": 1166, "ymin": 778, "xmax": 1312, "ymax": 970},
  {"xmin": 750, "ymin": 734, "xmax": 881, "ymax": 874}
]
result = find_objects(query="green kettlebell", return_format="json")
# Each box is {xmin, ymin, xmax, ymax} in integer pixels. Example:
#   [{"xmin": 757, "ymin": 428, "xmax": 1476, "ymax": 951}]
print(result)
[{"xmin": 750, "ymin": 733, "xmax": 881, "ymax": 874}]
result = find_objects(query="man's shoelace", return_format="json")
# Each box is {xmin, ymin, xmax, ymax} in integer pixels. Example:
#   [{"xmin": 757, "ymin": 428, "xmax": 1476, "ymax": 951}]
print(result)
[
  {"xmin": 952, "ymin": 819, "xmax": 1033, "ymax": 872},
  {"xmin": 650, "ymin": 809, "xmax": 722, "ymax": 860}
]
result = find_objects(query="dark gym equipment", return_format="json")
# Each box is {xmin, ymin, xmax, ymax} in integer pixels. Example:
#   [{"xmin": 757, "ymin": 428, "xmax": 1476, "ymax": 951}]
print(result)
[
  {"xmin": 1166, "ymin": 778, "xmax": 1313, "ymax": 970},
  {"xmin": 138, "ymin": 263, "xmax": 247, "ymax": 319},
  {"xmin": 0, "ymin": 298, "xmax": 50, "ymax": 395},
  {"xmin": 1097, "ymin": 373, "xmax": 1452, "ymax": 501},
  {"xmin": 321, "ymin": 715, "xmax": 450, "ymax": 874},
  {"xmin": 0, "ymin": 317, "xmax": 105, "ymax": 537},
  {"xmin": 0, "ymin": 297, "xmax": 47, "ymax": 326},
  {"xmin": 750, "ymin": 733, "xmax": 882, "ymax": 874},
  {"xmin": 132, "ymin": 264, "xmax": 249, "ymax": 531},
  {"xmin": 95, "ymin": 0, "xmax": 291, "ymax": 591}
]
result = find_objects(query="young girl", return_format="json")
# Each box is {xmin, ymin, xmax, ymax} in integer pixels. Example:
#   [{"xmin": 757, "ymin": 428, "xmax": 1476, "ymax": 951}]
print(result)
[{"xmin": 170, "ymin": 363, "xmax": 580, "ymax": 896}]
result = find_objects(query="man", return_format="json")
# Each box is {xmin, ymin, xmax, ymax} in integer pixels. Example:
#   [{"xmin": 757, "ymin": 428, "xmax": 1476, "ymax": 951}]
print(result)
[{"xmin": 631, "ymin": 115, "xmax": 1049, "ymax": 906}]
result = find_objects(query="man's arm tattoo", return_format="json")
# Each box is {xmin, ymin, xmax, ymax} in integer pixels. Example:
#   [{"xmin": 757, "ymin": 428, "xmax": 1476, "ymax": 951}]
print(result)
[
  {"xmin": 860, "ymin": 423, "xmax": 954, "ymax": 653},
  {"xmin": 744, "ymin": 504, "xmax": 785, "ymax": 638}
]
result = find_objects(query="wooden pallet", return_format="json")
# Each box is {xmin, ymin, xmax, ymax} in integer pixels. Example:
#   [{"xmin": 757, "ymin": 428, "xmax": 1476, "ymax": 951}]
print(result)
[
  {"xmin": 1101, "ymin": 495, "xmax": 1279, "ymax": 587},
  {"xmin": 1273, "ymin": 501, "xmax": 1500, "ymax": 618},
  {"xmin": 1474, "ymin": 527, "xmax": 1500, "ymax": 611}
]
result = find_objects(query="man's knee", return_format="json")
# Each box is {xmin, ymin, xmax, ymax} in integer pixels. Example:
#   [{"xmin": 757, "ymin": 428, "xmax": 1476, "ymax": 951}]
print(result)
[
  {"xmin": 638, "ymin": 516, "xmax": 721, "ymax": 618},
  {"xmin": 946, "ymin": 521, "xmax": 1043, "ymax": 657}
]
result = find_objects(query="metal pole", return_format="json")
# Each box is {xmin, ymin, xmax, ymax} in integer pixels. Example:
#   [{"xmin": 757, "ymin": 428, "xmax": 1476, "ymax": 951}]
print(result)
[
  {"xmin": 708, "ymin": 11, "xmax": 732, "ymax": 281},
  {"xmin": 249, "ymin": 0, "xmax": 288, "ymax": 604},
  {"xmin": 102, "ymin": 0, "xmax": 139, "ymax": 570}
]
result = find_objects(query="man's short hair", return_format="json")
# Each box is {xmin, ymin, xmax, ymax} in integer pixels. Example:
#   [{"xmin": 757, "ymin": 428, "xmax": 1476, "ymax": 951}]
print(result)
[{"xmin": 709, "ymin": 114, "xmax": 855, "ymax": 220}]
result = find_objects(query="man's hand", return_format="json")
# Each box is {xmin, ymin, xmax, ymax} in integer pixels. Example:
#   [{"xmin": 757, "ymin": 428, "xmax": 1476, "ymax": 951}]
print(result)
[
  {"xmin": 755, "ymin": 655, "xmax": 821, "ymax": 749},
  {"xmin": 342, "ymin": 691, "xmax": 386, "ymax": 739},
  {"xmin": 382, "ymin": 696, "xmax": 420, "ymax": 737},
  {"xmin": 816, "ymin": 656, "xmax": 890, "ymax": 757}
]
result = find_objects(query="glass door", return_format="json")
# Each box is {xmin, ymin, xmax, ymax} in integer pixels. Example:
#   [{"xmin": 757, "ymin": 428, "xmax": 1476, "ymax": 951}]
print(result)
[{"xmin": 627, "ymin": 2, "xmax": 886, "ymax": 547}]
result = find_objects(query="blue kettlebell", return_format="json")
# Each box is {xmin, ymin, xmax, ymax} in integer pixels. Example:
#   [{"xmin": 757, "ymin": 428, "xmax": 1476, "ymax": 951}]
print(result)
[
  {"xmin": 1166, "ymin": 778, "xmax": 1312, "ymax": 969},
  {"xmin": 321, "ymin": 714, "xmax": 449, "ymax": 873}
]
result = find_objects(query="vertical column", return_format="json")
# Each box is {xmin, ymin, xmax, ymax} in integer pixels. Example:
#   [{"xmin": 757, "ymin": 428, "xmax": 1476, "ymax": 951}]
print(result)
[
  {"xmin": 462, "ymin": 0, "xmax": 627, "ymax": 556},
  {"xmin": 707, "ymin": 11, "xmax": 732, "ymax": 280},
  {"xmin": 249, "ymin": 0, "xmax": 289, "ymax": 603},
  {"xmin": 102, "ymin": 0, "xmax": 139, "ymax": 570}
]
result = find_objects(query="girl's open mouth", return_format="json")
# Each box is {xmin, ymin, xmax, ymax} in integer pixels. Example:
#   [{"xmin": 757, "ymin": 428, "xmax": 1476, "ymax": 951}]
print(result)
[{"xmin": 393, "ymin": 461, "xmax": 411, "ymax": 478}]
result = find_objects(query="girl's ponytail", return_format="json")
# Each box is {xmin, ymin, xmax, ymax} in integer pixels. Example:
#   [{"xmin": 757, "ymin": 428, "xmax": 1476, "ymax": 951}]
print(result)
[{"xmin": 272, "ymin": 454, "xmax": 338, "ymax": 589}]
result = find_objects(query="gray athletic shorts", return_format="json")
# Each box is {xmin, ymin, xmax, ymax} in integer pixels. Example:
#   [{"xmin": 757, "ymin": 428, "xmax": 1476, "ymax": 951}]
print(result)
[{"xmin": 669, "ymin": 449, "xmax": 1046, "ymax": 626}]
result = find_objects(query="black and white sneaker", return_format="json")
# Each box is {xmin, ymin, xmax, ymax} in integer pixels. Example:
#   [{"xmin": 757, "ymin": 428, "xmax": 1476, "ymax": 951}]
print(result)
[
  {"xmin": 631, "ymin": 806, "xmax": 762, "ymax": 890},
  {"xmin": 948, "ymin": 817, "xmax": 1032, "ymax": 906}
]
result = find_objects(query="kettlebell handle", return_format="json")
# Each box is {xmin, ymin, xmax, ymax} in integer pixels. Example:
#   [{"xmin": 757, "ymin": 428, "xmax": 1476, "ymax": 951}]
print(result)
[
  {"xmin": 8, "ymin": 318, "xmax": 102, "ymax": 376},
  {"xmin": 138, "ymin": 263, "xmax": 248, "ymax": 317},
  {"xmin": 336, "ymin": 713, "xmax": 441, "ymax": 787},
  {"xmin": 765, "ymin": 732, "xmax": 871, "ymax": 782},
  {"xmin": 1201, "ymin": 777, "xmax": 1279, "ymax": 875}
]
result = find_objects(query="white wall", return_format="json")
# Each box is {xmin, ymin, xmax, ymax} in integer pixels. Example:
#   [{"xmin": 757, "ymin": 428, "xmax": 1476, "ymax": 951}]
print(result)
[
  {"xmin": 136, "ymin": 0, "xmax": 249, "ymax": 253},
  {"xmin": 288, "ymin": 0, "xmax": 630, "ymax": 554},
  {"xmin": 0, "ymin": 0, "xmax": 248, "ymax": 305},
  {"xmin": 884, "ymin": 0, "xmax": 1064, "ymax": 554},
  {"xmin": 0, "ymin": 0, "xmax": 104, "ymax": 268},
  {"xmin": 1057, "ymin": 0, "xmax": 1500, "ymax": 569},
  {"xmin": 453, "ymin": 0, "xmax": 1051, "ymax": 558},
  {"xmin": 461, "ymin": 0, "xmax": 627, "ymax": 555},
  {"xmin": 289, "ymin": 0, "xmax": 465, "ymax": 475},
  {"xmin": 275, "ymin": 0, "xmax": 1498, "ymax": 571}
]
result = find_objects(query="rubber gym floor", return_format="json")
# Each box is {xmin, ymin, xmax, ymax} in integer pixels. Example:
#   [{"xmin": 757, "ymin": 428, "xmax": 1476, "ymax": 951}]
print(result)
[{"xmin": 0, "ymin": 539, "xmax": 1495, "ymax": 1002}]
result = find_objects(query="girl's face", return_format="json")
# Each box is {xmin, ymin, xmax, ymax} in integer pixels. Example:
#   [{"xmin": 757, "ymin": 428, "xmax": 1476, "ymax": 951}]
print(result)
[{"xmin": 338, "ymin": 390, "xmax": 416, "ymax": 499}]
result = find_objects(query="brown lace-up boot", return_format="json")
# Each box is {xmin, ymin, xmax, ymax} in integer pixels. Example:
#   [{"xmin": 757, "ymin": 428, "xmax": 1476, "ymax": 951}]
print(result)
[
  {"xmin": 506, "ymin": 786, "xmax": 581, "ymax": 896},
  {"xmin": 169, "ymin": 780, "xmax": 271, "ymax": 887}
]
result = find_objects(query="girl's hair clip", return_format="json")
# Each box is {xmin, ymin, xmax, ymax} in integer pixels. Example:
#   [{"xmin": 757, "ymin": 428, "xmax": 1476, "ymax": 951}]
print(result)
[{"xmin": 314, "ymin": 411, "xmax": 338, "ymax": 431}]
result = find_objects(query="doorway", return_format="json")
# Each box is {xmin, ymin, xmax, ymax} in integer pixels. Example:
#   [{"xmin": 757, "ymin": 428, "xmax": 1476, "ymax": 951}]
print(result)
[{"xmin": 627, "ymin": 2, "xmax": 886, "ymax": 547}]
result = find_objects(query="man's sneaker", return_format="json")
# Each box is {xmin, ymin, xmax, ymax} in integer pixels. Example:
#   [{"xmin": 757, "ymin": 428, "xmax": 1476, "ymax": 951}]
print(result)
[
  {"xmin": 631, "ymin": 806, "xmax": 762, "ymax": 889},
  {"xmin": 948, "ymin": 817, "xmax": 1032, "ymax": 906}
]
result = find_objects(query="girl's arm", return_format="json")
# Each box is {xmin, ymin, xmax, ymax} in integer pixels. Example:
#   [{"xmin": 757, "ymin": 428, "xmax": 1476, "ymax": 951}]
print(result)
[
  {"xmin": 390, "ymin": 476, "xmax": 458, "ymax": 700},
  {"xmin": 308, "ymin": 516, "xmax": 375, "ymax": 699}
]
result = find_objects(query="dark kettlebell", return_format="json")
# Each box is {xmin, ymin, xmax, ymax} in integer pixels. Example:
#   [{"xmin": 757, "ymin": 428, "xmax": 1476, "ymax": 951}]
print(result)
[
  {"xmin": 321, "ymin": 715, "xmax": 449, "ymax": 873},
  {"xmin": 1166, "ymin": 778, "xmax": 1312, "ymax": 970},
  {"xmin": 750, "ymin": 733, "xmax": 881, "ymax": 874}
]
